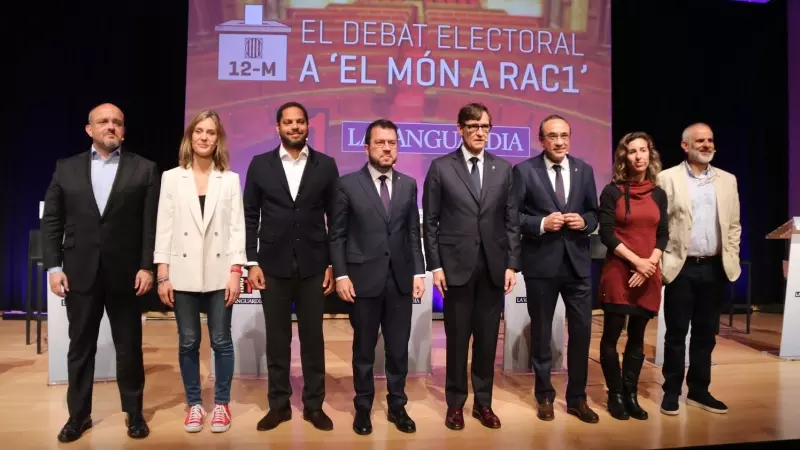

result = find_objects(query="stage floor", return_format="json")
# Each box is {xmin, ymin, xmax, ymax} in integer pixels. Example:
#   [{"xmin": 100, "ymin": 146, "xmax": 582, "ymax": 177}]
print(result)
[{"xmin": 1, "ymin": 313, "xmax": 799, "ymax": 449}]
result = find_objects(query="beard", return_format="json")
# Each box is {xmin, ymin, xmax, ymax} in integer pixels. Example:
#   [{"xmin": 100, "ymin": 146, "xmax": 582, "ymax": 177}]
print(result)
[
  {"xmin": 369, "ymin": 153, "xmax": 395, "ymax": 170},
  {"xmin": 280, "ymin": 132, "xmax": 306, "ymax": 150},
  {"xmin": 688, "ymin": 148, "xmax": 714, "ymax": 164}
]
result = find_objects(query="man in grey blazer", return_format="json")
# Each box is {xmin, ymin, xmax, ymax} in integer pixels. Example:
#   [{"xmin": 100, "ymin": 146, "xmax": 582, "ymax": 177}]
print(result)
[
  {"xmin": 328, "ymin": 119, "xmax": 426, "ymax": 435},
  {"xmin": 422, "ymin": 103, "xmax": 521, "ymax": 430}
]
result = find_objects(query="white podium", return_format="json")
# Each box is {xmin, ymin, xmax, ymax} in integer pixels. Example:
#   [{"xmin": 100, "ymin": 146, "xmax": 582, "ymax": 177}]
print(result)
[
  {"xmin": 502, "ymin": 273, "xmax": 568, "ymax": 373},
  {"xmin": 767, "ymin": 217, "xmax": 800, "ymax": 360},
  {"xmin": 41, "ymin": 201, "xmax": 117, "ymax": 385},
  {"xmin": 212, "ymin": 268, "xmax": 267, "ymax": 379},
  {"xmin": 374, "ymin": 273, "xmax": 434, "ymax": 377},
  {"xmin": 47, "ymin": 285, "xmax": 117, "ymax": 385}
]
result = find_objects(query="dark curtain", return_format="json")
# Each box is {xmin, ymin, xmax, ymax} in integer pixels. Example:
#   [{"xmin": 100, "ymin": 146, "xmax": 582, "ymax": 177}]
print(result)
[{"xmin": 611, "ymin": 0, "xmax": 789, "ymax": 306}]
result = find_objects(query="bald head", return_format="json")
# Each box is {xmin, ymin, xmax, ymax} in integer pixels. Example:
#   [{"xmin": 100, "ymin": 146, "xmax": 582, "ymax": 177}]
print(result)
[
  {"xmin": 682, "ymin": 122, "xmax": 712, "ymax": 144},
  {"xmin": 85, "ymin": 103, "xmax": 125, "ymax": 153},
  {"xmin": 88, "ymin": 103, "xmax": 124, "ymax": 124}
]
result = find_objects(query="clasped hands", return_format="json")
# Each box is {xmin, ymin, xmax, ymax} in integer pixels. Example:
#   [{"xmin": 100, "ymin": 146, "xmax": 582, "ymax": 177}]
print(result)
[
  {"xmin": 543, "ymin": 212, "xmax": 585, "ymax": 232},
  {"xmin": 629, "ymin": 255, "xmax": 660, "ymax": 288}
]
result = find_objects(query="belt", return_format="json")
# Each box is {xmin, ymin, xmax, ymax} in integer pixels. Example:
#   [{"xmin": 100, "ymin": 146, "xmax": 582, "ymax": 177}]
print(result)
[{"xmin": 685, "ymin": 255, "xmax": 720, "ymax": 265}]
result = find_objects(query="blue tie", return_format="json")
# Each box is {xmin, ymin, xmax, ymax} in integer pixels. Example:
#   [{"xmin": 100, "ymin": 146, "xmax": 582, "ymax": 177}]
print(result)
[{"xmin": 470, "ymin": 157, "xmax": 481, "ymax": 194}]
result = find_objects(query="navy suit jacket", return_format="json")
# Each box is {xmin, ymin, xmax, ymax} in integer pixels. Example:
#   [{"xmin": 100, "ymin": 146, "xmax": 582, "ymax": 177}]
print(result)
[
  {"xmin": 512, "ymin": 153, "xmax": 599, "ymax": 278},
  {"xmin": 328, "ymin": 165, "xmax": 425, "ymax": 297}
]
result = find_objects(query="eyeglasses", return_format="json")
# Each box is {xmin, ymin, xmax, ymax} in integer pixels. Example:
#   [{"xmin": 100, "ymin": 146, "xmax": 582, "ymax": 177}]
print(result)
[
  {"xmin": 544, "ymin": 133, "xmax": 570, "ymax": 142},
  {"xmin": 463, "ymin": 124, "xmax": 492, "ymax": 133},
  {"xmin": 372, "ymin": 140, "xmax": 397, "ymax": 148}
]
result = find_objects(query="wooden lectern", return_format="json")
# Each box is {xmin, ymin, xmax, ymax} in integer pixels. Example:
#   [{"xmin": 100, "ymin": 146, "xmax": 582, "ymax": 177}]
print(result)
[{"xmin": 766, "ymin": 217, "xmax": 800, "ymax": 360}]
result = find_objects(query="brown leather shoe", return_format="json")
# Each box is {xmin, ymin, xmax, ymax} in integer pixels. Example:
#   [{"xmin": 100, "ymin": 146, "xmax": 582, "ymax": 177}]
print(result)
[
  {"xmin": 537, "ymin": 399, "xmax": 555, "ymax": 421},
  {"xmin": 567, "ymin": 400, "xmax": 600, "ymax": 424},
  {"xmin": 472, "ymin": 406, "xmax": 501, "ymax": 429},
  {"xmin": 444, "ymin": 408, "xmax": 464, "ymax": 430}
]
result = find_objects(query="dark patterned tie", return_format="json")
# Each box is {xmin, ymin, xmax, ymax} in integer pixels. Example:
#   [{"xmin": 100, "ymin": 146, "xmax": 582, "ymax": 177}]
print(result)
[
  {"xmin": 553, "ymin": 164, "xmax": 566, "ymax": 208},
  {"xmin": 379, "ymin": 175, "xmax": 390, "ymax": 215},
  {"xmin": 470, "ymin": 157, "xmax": 482, "ymax": 194}
]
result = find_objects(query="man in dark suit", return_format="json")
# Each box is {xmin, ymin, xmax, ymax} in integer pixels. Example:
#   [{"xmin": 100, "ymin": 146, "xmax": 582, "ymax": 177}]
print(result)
[
  {"xmin": 328, "ymin": 119, "xmax": 425, "ymax": 435},
  {"xmin": 41, "ymin": 103, "xmax": 158, "ymax": 442},
  {"xmin": 512, "ymin": 114, "xmax": 599, "ymax": 423},
  {"xmin": 422, "ymin": 103, "xmax": 521, "ymax": 430},
  {"xmin": 244, "ymin": 102, "xmax": 339, "ymax": 432}
]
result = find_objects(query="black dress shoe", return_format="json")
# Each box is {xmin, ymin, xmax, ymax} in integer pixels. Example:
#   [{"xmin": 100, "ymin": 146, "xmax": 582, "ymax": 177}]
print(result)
[
  {"xmin": 388, "ymin": 408, "xmax": 416, "ymax": 433},
  {"xmin": 567, "ymin": 401, "xmax": 600, "ymax": 424},
  {"xmin": 353, "ymin": 409, "xmax": 372, "ymax": 435},
  {"xmin": 303, "ymin": 409, "xmax": 333, "ymax": 431},
  {"xmin": 57, "ymin": 416, "xmax": 92, "ymax": 442},
  {"xmin": 126, "ymin": 413, "xmax": 150, "ymax": 439},
  {"xmin": 257, "ymin": 408, "xmax": 292, "ymax": 431}
]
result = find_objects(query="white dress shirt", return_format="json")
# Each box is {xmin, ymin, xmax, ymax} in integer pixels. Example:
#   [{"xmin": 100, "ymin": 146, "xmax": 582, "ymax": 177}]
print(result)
[
  {"xmin": 461, "ymin": 145, "xmax": 484, "ymax": 188},
  {"xmin": 540, "ymin": 155, "xmax": 571, "ymax": 234},
  {"xmin": 280, "ymin": 144, "xmax": 309, "ymax": 201},
  {"xmin": 367, "ymin": 163, "xmax": 393, "ymax": 198}
]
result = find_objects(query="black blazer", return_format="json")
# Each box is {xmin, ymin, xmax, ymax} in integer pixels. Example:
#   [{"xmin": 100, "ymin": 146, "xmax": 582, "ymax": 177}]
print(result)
[
  {"xmin": 328, "ymin": 165, "xmax": 425, "ymax": 297},
  {"xmin": 512, "ymin": 153, "xmax": 599, "ymax": 278},
  {"xmin": 41, "ymin": 149, "xmax": 160, "ymax": 292},
  {"xmin": 243, "ymin": 146, "xmax": 339, "ymax": 278},
  {"xmin": 422, "ymin": 149, "xmax": 521, "ymax": 288}
]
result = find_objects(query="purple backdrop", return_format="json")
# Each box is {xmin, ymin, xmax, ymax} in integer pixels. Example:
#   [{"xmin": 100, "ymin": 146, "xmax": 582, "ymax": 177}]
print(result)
[{"xmin": 790, "ymin": 0, "xmax": 800, "ymax": 217}]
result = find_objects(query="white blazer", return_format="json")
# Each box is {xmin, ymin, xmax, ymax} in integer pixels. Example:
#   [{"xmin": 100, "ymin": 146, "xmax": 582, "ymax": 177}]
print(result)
[{"xmin": 154, "ymin": 165, "xmax": 247, "ymax": 292}]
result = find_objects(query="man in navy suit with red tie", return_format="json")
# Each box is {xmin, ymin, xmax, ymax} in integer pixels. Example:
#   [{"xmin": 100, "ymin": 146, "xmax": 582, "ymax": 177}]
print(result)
[{"xmin": 512, "ymin": 114, "xmax": 600, "ymax": 424}]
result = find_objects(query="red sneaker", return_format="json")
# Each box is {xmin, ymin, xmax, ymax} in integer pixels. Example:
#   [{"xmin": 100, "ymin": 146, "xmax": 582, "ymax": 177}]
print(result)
[
  {"xmin": 210, "ymin": 404, "xmax": 231, "ymax": 433},
  {"xmin": 184, "ymin": 404, "xmax": 206, "ymax": 433}
]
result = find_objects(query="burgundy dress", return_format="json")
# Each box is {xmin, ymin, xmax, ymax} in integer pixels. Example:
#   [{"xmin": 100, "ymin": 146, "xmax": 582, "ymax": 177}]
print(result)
[{"xmin": 597, "ymin": 180, "xmax": 668, "ymax": 317}]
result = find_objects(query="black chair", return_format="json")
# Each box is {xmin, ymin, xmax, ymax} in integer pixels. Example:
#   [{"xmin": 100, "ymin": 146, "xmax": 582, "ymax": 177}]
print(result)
[{"xmin": 26, "ymin": 229, "xmax": 45, "ymax": 354}]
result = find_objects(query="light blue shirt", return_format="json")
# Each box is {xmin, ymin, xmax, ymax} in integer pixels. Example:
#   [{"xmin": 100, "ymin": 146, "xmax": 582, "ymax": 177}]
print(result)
[
  {"xmin": 685, "ymin": 161, "xmax": 721, "ymax": 257},
  {"xmin": 49, "ymin": 147, "xmax": 120, "ymax": 274},
  {"xmin": 90, "ymin": 146, "xmax": 121, "ymax": 214}
]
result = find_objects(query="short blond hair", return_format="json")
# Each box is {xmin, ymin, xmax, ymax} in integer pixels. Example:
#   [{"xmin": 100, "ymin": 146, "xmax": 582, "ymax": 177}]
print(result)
[{"xmin": 179, "ymin": 110, "xmax": 230, "ymax": 171}]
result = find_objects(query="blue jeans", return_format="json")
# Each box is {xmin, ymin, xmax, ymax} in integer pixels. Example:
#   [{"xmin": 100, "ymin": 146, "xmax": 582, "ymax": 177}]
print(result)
[{"xmin": 173, "ymin": 290, "xmax": 234, "ymax": 406}]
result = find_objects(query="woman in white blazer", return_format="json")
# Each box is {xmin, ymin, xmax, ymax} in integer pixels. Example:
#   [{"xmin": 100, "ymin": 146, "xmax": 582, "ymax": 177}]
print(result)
[{"xmin": 154, "ymin": 110, "xmax": 246, "ymax": 433}]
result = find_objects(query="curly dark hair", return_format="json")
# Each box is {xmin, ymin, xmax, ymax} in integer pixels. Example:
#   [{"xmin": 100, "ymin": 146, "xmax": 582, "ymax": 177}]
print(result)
[{"xmin": 612, "ymin": 131, "xmax": 662, "ymax": 184}]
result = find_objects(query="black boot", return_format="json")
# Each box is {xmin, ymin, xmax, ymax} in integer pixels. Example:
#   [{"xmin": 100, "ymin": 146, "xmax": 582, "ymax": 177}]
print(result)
[
  {"xmin": 600, "ymin": 352, "xmax": 629, "ymax": 420},
  {"xmin": 622, "ymin": 351, "xmax": 649, "ymax": 420}
]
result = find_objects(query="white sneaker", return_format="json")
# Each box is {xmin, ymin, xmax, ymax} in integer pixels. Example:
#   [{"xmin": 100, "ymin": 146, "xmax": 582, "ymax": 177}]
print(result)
[{"xmin": 184, "ymin": 404, "xmax": 206, "ymax": 432}]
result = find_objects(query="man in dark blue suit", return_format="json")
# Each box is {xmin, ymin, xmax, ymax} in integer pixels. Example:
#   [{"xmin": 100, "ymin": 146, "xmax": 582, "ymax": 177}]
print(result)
[
  {"xmin": 512, "ymin": 114, "xmax": 600, "ymax": 424},
  {"xmin": 328, "ymin": 119, "xmax": 425, "ymax": 435}
]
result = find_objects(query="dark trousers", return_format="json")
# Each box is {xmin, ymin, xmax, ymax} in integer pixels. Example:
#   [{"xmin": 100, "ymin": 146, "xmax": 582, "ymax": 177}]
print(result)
[
  {"xmin": 173, "ymin": 290, "xmax": 234, "ymax": 406},
  {"xmin": 525, "ymin": 256, "xmax": 593, "ymax": 408},
  {"xmin": 600, "ymin": 312, "xmax": 650, "ymax": 392},
  {"xmin": 64, "ymin": 261, "xmax": 144, "ymax": 420},
  {"xmin": 260, "ymin": 265, "xmax": 326, "ymax": 412},
  {"xmin": 662, "ymin": 257, "xmax": 726, "ymax": 398},
  {"xmin": 349, "ymin": 268, "xmax": 412, "ymax": 412},
  {"xmin": 443, "ymin": 249, "xmax": 503, "ymax": 409}
]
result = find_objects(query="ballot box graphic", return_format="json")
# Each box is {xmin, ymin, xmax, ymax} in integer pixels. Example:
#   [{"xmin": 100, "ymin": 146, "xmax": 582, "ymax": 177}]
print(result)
[{"xmin": 215, "ymin": 4, "xmax": 290, "ymax": 82}]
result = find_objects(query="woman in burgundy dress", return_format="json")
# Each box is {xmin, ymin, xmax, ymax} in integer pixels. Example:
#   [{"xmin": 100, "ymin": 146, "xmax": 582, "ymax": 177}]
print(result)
[{"xmin": 598, "ymin": 131, "xmax": 668, "ymax": 421}]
